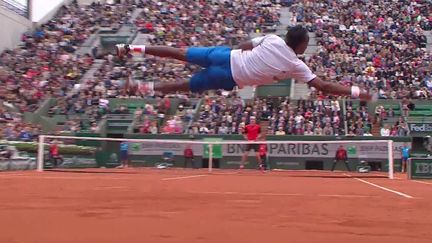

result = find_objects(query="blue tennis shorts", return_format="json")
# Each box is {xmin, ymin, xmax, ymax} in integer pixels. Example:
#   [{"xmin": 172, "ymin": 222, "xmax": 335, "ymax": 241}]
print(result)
[{"xmin": 186, "ymin": 47, "xmax": 237, "ymax": 92}]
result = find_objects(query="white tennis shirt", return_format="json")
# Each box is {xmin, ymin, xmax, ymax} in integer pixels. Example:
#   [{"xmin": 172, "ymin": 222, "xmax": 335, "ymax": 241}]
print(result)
[{"xmin": 230, "ymin": 34, "xmax": 316, "ymax": 88}]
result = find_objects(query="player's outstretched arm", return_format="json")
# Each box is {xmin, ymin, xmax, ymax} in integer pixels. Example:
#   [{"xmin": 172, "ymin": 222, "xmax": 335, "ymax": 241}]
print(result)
[{"xmin": 309, "ymin": 77, "xmax": 372, "ymax": 101}]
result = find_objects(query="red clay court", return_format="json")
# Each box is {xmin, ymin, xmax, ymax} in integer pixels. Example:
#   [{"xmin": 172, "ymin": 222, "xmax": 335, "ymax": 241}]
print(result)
[{"xmin": 0, "ymin": 169, "xmax": 431, "ymax": 243}]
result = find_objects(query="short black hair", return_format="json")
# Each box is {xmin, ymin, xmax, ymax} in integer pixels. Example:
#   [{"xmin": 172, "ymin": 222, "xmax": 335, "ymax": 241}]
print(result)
[{"xmin": 285, "ymin": 25, "xmax": 309, "ymax": 49}]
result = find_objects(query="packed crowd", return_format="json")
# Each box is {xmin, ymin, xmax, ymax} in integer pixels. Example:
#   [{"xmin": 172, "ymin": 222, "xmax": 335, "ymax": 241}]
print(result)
[
  {"xmin": 0, "ymin": 1, "xmax": 133, "ymax": 138},
  {"xmin": 291, "ymin": 0, "xmax": 431, "ymax": 100},
  {"xmin": 344, "ymin": 101, "xmax": 373, "ymax": 136},
  {"xmin": 189, "ymin": 94, "xmax": 247, "ymax": 135},
  {"xmin": 267, "ymin": 96, "xmax": 344, "ymax": 136},
  {"xmin": 189, "ymin": 95, "xmax": 345, "ymax": 136},
  {"xmin": 2, "ymin": 0, "xmax": 429, "ymax": 139},
  {"xmin": 0, "ymin": 102, "xmax": 41, "ymax": 141}
]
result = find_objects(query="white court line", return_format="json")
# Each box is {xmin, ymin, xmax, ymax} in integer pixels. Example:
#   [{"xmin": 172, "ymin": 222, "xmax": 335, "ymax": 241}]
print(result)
[
  {"xmin": 344, "ymin": 174, "xmax": 414, "ymax": 199},
  {"xmin": 319, "ymin": 194, "xmax": 375, "ymax": 198},
  {"xmin": 0, "ymin": 174, "xmax": 130, "ymax": 180},
  {"xmin": 412, "ymin": 180, "xmax": 432, "ymax": 185},
  {"xmin": 211, "ymin": 172, "xmax": 240, "ymax": 175},
  {"xmin": 190, "ymin": 191, "xmax": 375, "ymax": 198},
  {"xmin": 161, "ymin": 175, "xmax": 208, "ymax": 181}
]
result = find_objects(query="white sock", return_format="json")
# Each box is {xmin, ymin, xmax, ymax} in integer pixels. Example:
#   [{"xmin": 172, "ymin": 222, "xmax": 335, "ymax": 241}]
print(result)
[{"xmin": 129, "ymin": 45, "xmax": 146, "ymax": 54}]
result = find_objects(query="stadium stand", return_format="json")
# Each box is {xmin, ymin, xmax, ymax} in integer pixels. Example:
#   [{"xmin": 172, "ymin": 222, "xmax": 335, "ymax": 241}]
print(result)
[{"xmin": 0, "ymin": 0, "xmax": 431, "ymax": 142}]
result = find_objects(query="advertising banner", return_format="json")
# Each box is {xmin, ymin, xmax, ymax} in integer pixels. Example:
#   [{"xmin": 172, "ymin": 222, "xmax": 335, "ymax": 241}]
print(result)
[
  {"xmin": 408, "ymin": 123, "xmax": 432, "ymax": 134},
  {"xmin": 129, "ymin": 141, "xmax": 410, "ymax": 160}
]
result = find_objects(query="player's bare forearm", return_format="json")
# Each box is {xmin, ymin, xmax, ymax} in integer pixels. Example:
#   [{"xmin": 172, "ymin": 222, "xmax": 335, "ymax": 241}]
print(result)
[{"xmin": 309, "ymin": 77, "xmax": 372, "ymax": 100}]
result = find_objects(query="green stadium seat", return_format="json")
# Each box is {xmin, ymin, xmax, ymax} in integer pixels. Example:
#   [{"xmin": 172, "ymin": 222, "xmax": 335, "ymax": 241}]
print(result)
[
  {"xmin": 383, "ymin": 104, "xmax": 400, "ymax": 110},
  {"xmin": 409, "ymin": 110, "xmax": 432, "ymax": 117},
  {"xmin": 413, "ymin": 105, "xmax": 432, "ymax": 111}
]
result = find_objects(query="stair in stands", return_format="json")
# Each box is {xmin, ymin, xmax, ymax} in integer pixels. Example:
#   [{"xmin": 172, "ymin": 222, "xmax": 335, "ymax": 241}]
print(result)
[
  {"xmin": 426, "ymin": 31, "xmax": 431, "ymax": 52},
  {"xmin": 371, "ymin": 123, "xmax": 381, "ymax": 136},
  {"xmin": 279, "ymin": 7, "xmax": 292, "ymax": 26},
  {"xmin": 237, "ymin": 86, "xmax": 255, "ymax": 100},
  {"xmin": 107, "ymin": 114, "xmax": 134, "ymax": 134},
  {"xmin": 291, "ymin": 81, "xmax": 311, "ymax": 100}
]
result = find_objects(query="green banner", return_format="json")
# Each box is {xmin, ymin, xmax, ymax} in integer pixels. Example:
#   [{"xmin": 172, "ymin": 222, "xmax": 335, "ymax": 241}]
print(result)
[
  {"xmin": 347, "ymin": 146, "xmax": 357, "ymax": 156},
  {"xmin": 203, "ymin": 138, "xmax": 223, "ymax": 159},
  {"xmin": 409, "ymin": 158, "xmax": 432, "ymax": 179}
]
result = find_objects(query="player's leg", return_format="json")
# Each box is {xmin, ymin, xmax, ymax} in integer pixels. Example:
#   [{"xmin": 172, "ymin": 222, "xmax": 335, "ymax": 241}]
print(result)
[
  {"xmin": 255, "ymin": 152, "xmax": 264, "ymax": 172},
  {"xmin": 331, "ymin": 160, "xmax": 337, "ymax": 171},
  {"xmin": 118, "ymin": 151, "xmax": 127, "ymax": 168},
  {"xmin": 132, "ymin": 66, "xmax": 236, "ymax": 95},
  {"xmin": 241, "ymin": 144, "xmax": 252, "ymax": 169},
  {"xmin": 116, "ymin": 44, "xmax": 188, "ymax": 62},
  {"xmin": 116, "ymin": 45, "xmax": 224, "ymax": 68},
  {"xmin": 401, "ymin": 157, "xmax": 407, "ymax": 173},
  {"xmin": 262, "ymin": 155, "xmax": 270, "ymax": 170},
  {"xmin": 122, "ymin": 46, "xmax": 236, "ymax": 95},
  {"xmin": 344, "ymin": 160, "xmax": 351, "ymax": 172},
  {"xmin": 253, "ymin": 145, "xmax": 264, "ymax": 171},
  {"xmin": 123, "ymin": 74, "xmax": 189, "ymax": 96}
]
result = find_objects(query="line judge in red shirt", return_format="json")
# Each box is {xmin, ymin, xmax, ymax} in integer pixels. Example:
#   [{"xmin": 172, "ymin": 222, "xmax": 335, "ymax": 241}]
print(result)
[
  {"xmin": 331, "ymin": 145, "xmax": 351, "ymax": 171},
  {"xmin": 240, "ymin": 117, "xmax": 263, "ymax": 169}
]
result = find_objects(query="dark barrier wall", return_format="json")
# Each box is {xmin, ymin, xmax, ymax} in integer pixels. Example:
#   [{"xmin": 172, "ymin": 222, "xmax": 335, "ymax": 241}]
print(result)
[{"xmin": 119, "ymin": 135, "xmax": 411, "ymax": 172}]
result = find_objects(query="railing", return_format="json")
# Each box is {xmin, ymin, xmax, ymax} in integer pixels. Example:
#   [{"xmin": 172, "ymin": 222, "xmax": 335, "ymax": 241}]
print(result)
[{"xmin": 0, "ymin": 0, "xmax": 29, "ymax": 18}]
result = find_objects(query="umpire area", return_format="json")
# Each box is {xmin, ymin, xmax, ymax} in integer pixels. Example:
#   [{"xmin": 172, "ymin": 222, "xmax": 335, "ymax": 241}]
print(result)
[{"xmin": 0, "ymin": 168, "xmax": 431, "ymax": 243}]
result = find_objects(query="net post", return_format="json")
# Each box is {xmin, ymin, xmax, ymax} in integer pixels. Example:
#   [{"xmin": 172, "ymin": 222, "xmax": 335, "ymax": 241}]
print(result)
[
  {"xmin": 208, "ymin": 144, "xmax": 213, "ymax": 173},
  {"xmin": 388, "ymin": 140, "xmax": 394, "ymax": 179},
  {"xmin": 37, "ymin": 135, "xmax": 45, "ymax": 172}
]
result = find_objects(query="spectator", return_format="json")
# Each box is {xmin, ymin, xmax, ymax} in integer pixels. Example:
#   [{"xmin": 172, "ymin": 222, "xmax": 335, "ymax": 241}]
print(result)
[
  {"xmin": 322, "ymin": 123, "xmax": 334, "ymax": 136},
  {"xmin": 380, "ymin": 124, "xmax": 391, "ymax": 136},
  {"xmin": 49, "ymin": 140, "xmax": 63, "ymax": 167},
  {"xmin": 363, "ymin": 128, "xmax": 373, "ymax": 136},
  {"xmin": 397, "ymin": 122, "xmax": 410, "ymax": 137},
  {"xmin": 275, "ymin": 126, "xmax": 286, "ymax": 135},
  {"xmin": 218, "ymin": 123, "xmax": 229, "ymax": 135},
  {"xmin": 183, "ymin": 145, "xmax": 194, "ymax": 168}
]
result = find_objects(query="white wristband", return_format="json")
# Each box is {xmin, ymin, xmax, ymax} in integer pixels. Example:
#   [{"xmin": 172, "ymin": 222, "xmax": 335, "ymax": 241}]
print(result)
[{"xmin": 351, "ymin": 86, "xmax": 360, "ymax": 99}]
